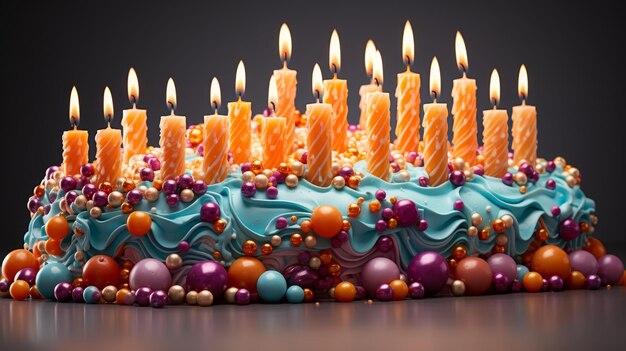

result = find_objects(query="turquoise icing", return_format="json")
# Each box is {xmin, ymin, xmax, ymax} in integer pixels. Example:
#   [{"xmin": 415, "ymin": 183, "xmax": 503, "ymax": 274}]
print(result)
[{"xmin": 24, "ymin": 159, "xmax": 595, "ymax": 278}]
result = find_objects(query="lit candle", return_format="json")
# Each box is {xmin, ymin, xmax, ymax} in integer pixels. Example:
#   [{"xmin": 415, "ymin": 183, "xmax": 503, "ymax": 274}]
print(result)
[
  {"xmin": 273, "ymin": 23, "xmax": 297, "ymax": 152},
  {"xmin": 95, "ymin": 87, "xmax": 122, "ymax": 185},
  {"xmin": 228, "ymin": 60, "xmax": 252, "ymax": 165},
  {"xmin": 262, "ymin": 75, "xmax": 286, "ymax": 169},
  {"xmin": 122, "ymin": 68, "xmax": 148, "ymax": 164},
  {"xmin": 359, "ymin": 40, "xmax": 382, "ymax": 130},
  {"xmin": 394, "ymin": 20, "xmax": 421, "ymax": 153},
  {"xmin": 306, "ymin": 64, "xmax": 333, "ymax": 186},
  {"xmin": 62, "ymin": 86, "xmax": 89, "ymax": 176},
  {"xmin": 512, "ymin": 65, "xmax": 537, "ymax": 166},
  {"xmin": 366, "ymin": 50, "xmax": 391, "ymax": 180},
  {"xmin": 159, "ymin": 78, "xmax": 187, "ymax": 181},
  {"xmin": 203, "ymin": 77, "xmax": 229, "ymax": 184},
  {"xmin": 422, "ymin": 57, "xmax": 449, "ymax": 186},
  {"xmin": 451, "ymin": 32, "xmax": 478, "ymax": 166},
  {"xmin": 482, "ymin": 69, "xmax": 509, "ymax": 177},
  {"xmin": 323, "ymin": 30, "xmax": 348, "ymax": 152}
]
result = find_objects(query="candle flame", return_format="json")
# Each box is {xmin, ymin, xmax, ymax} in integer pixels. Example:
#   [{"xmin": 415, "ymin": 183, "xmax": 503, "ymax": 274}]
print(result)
[
  {"xmin": 69, "ymin": 86, "xmax": 80, "ymax": 127},
  {"xmin": 268, "ymin": 75, "xmax": 278, "ymax": 113},
  {"xmin": 518, "ymin": 64, "xmax": 528, "ymax": 100},
  {"xmin": 329, "ymin": 29, "xmax": 341, "ymax": 74},
  {"xmin": 490, "ymin": 69, "xmax": 501, "ymax": 106},
  {"xmin": 235, "ymin": 60, "xmax": 246, "ymax": 97},
  {"xmin": 402, "ymin": 20, "xmax": 414, "ymax": 67},
  {"xmin": 210, "ymin": 77, "xmax": 221, "ymax": 112},
  {"xmin": 429, "ymin": 56, "xmax": 441, "ymax": 99},
  {"xmin": 373, "ymin": 50, "xmax": 384, "ymax": 87},
  {"xmin": 166, "ymin": 78, "xmax": 177, "ymax": 112},
  {"xmin": 455, "ymin": 31, "xmax": 468, "ymax": 72},
  {"xmin": 365, "ymin": 40, "xmax": 376, "ymax": 77},
  {"xmin": 103, "ymin": 86, "xmax": 114, "ymax": 124},
  {"xmin": 279, "ymin": 23, "xmax": 292, "ymax": 64},
  {"xmin": 312, "ymin": 63, "xmax": 323, "ymax": 100},
  {"xmin": 127, "ymin": 67, "xmax": 139, "ymax": 104}
]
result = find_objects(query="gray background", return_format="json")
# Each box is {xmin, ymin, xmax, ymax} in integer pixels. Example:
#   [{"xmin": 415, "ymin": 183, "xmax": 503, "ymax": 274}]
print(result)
[{"xmin": 1, "ymin": 0, "xmax": 623, "ymax": 256}]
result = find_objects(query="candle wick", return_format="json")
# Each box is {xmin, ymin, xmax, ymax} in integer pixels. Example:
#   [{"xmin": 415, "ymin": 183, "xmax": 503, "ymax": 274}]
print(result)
[
  {"xmin": 521, "ymin": 94, "xmax": 527, "ymax": 105},
  {"xmin": 270, "ymin": 102, "xmax": 276, "ymax": 115},
  {"xmin": 460, "ymin": 64, "xmax": 467, "ymax": 76},
  {"xmin": 212, "ymin": 101, "xmax": 219, "ymax": 114},
  {"xmin": 374, "ymin": 77, "xmax": 381, "ymax": 87},
  {"xmin": 283, "ymin": 58, "xmax": 288, "ymax": 69},
  {"xmin": 131, "ymin": 95, "xmax": 137, "ymax": 107},
  {"xmin": 431, "ymin": 91, "xmax": 438, "ymax": 102},
  {"xmin": 315, "ymin": 90, "xmax": 320, "ymax": 103},
  {"xmin": 332, "ymin": 64, "xmax": 338, "ymax": 78},
  {"xmin": 405, "ymin": 56, "xmax": 412, "ymax": 70},
  {"xmin": 492, "ymin": 102, "xmax": 497, "ymax": 110},
  {"xmin": 237, "ymin": 95, "xmax": 242, "ymax": 102}
]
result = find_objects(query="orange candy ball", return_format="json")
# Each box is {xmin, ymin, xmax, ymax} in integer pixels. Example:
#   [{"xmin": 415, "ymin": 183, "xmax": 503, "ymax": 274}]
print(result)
[
  {"xmin": 45, "ymin": 215, "xmax": 70, "ymax": 240},
  {"xmin": 618, "ymin": 270, "xmax": 626, "ymax": 286},
  {"xmin": 334, "ymin": 281, "xmax": 357, "ymax": 302},
  {"xmin": 567, "ymin": 271, "xmax": 586, "ymax": 289},
  {"xmin": 523, "ymin": 272, "xmax": 543, "ymax": 292},
  {"xmin": 127, "ymin": 211, "xmax": 152, "ymax": 237},
  {"xmin": 45, "ymin": 239, "xmax": 63, "ymax": 256},
  {"xmin": 2, "ymin": 249, "xmax": 39, "ymax": 282},
  {"xmin": 531, "ymin": 244, "xmax": 571, "ymax": 279},
  {"xmin": 584, "ymin": 237, "xmax": 606, "ymax": 259},
  {"xmin": 310, "ymin": 205, "xmax": 343, "ymax": 238},
  {"xmin": 82, "ymin": 255, "xmax": 121, "ymax": 290},
  {"xmin": 228, "ymin": 257, "xmax": 266, "ymax": 293},
  {"xmin": 389, "ymin": 279, "xmax": 409, "ymax": 300},
  {"xmin": 242, "ymin": 240, "xmax": 258, "ymax": 256},
  {"xmin": 9, "ymin": 280, "xmax": 31, "ymax": 301},
  {"xmin": 455, "ymin": 257, "xmax": 493, "ymax": 296}
]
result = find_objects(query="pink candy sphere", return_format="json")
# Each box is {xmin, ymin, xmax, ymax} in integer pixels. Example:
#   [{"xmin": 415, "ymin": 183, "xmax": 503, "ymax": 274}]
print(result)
[
  {"xmin": 129, "ymin": 258, "xmax": 172, "ymax": 291},
  {"xmin": 360, "ymin": 257, "xmax": 400, "ymax": 296}
]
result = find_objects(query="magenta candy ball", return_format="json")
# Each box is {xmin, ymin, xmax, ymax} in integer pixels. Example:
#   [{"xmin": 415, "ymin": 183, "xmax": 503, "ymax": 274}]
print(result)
[
  {"xmin": 360, "ymin": 257, "xmax": 401, "ymax": 297},
  {"xmin": 487, "ymin": 253, "xmax": 517, "ymax": 282},
  {"xmin": 597, "ymin": 254, "xmax": 624, "ymax": 285},
  {"xmin": 186, "ymin": 260, "xmax": 228, "ymax": 298},
  {"xmin": 568, "ymin": 250, "xmax": 598, "ymax": 277},
  {"xmin": 200, "ymin": 202, "xmax": 221, "ymax": 222},
  {"xmin": 14, "ymin": 268, "xmax": 37, "ymax": 286},
  {"xmin": 558, "ymin": 218, "xmax": 580, "ymax": 240},
  {"xmin": 406, "ymin": 251, "xmax": 449, "ymax": 295},
  {"xmin": 129, "ymin": 258, "xmax": 172, "ymax": 291},
  {"xmin": 393, "ymin": 199, "xmax": 419, "ymax": 227}
]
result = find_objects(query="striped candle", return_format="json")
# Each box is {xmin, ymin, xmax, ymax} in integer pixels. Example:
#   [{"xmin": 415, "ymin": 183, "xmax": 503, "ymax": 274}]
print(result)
[{"xmin": 366, "ymin": 92, "xmax": 391, "ymax": 180}]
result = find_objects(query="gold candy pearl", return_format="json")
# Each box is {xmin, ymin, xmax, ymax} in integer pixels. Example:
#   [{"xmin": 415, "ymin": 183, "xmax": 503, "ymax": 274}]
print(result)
[
  {"xmin": 331, "ymin": 163, "xmax": 341, "ymax": 176},
  {"xmin": 471, "ymin": 213, "xmax": 483, "ymax": 226},
  {"xmin": 254, "ymin": 174, "xmax": 269, "ymax": 189},
  {"xmin": 74, "ymin": 251, "xmax": 84, "ymax": 262},
  {"xmin": 347, "ymin": 203, "xmax": 361, "ymax": 217},
  {"xmin": 304, "ymin": 235, "xmax": 317, "ymax": 248},
  {"xmin": 290, "ymin": 233, "xmax": 303, "ymax": 247},
  {"xmin": 74, "ymin": 195, "xmax": 87, "ymax": 211},
  {"xmin": 388, "ymin": 218, "xmax": 398, "ymax": 229},
  {"xmin": 241, "ymin": 171, "xmax": 255, "ymax": 182},
  {"xmin": 495, "ymin": 233, "xmax": 508, "ymax": 246},
  {"xmin": 37, "ymin": 240, "xmax": 46, "ymax": 253},
  {"xmin": 261, "ymin": 243, "xmax": 273, "ymax": 255},
  {"xmin": 514, "ymin": 172, "xmax": 527, "ymax": 186},
  {"xmin": 492, "ymin": 219, "xmax": 505, "ymax": 233},
  {"xmin": 144, "ymin": 187, "xmax": 159, "ymax": 202},
  {"xmin": 115, "ymin": 178, "xmax": 126, "ymax": 191},
  {"xmin": 242, "ymin": 240, "xmax": 258, "ymax": 256},
  {"xmin": 108, "ymin": 191, "xmax": 124, "ymax": 207},
  {"xmin": 397, "ymin": 170, "xmax": 411, "ymax": 182},
  {"xmin": 262, "ymin": 169, "xmax": 273, "ymax": 178},
  {"xmin": 270, "ymin": 235, "xmax": 282, "ymax": 246},
  {"xmin": 102, "ymin": 285, "xmax": 118, "ymax": 303},
  {"xmin": 536, "ymin": 163, "xmax": 545, "ymax": 174},
  {"xmin": 347, "ymin": 176, "xmax": 361, "ymax": 189},
  {"xmin": 368, "ymin": 200, "xmax": 381, "ymax": 213},
  {"xmin": 291, "ymin": 161, "xmax": 304, "ymax": 177},
  {"xmin": 464, "ymin": 168, "xmax": 474, "ymax": 181},
  {"xmin": 121, "ymin": 202, "xmax": 134, "ymax": 214},
  {"xmin": 451, "ymin": 280, "xmax": 465, "ymax": 296},
  {"xmin": 357, "ymin": 197, "xmax": 365, "ymax": 204},
  {"xmin": 278, "ymin": 162, "xmax": 291, "ymax": 175},
  {"xmin": 251, "ymin": 160, "xmax": 264, "ymax": 175},
  {"xmin": 166, "ymin": 253, "xmax": 183, "ymax": 270},
  {"xmin": 168, "ymin": 285, "xmax": 186, "ymax": 305},
  {"xmin": 45, "ymin": 179, "xmax": 57, "ymax": 190},
  {"xmin": 213, "ymin": 219, "xmax": 227, "ymax": 233},
  {"xmin": 180, "ymin": 189, "xmax": 194, "ymax": 203},
  {"xmin": 478, "ymin": 228, "xmax": 490, "ymax": 240},
  {"xmin": 285, "ymin": 174, "xmax": 299, "ymax": 188},
  {"xmin": 454, "ymin": 157, "xmax": 466, "ymax": 171},
  {"xmin": 228, "ymin": 165, "xmax": 240, "ymax": 174},
  {"xmin": 554, "ymin": 156, "xmax": 567, "ymax": 168},
  {"xmin": 342, "ymin": 220, "xmax": 351, "ymax": 232},
  {"xmin": 501, "ymin": 214, "xmax": 514, "ymax": 228},
  {"xmin": 197, "ymin": 290, "xmax": 215, "ymax": 307},
  {"xmin": 519, "ymin": 186, "xmax": 527, "ymax": 194},
  {"xmin": 300, "ymin": 220, "xmax": 312, "ymax": 233},
  {"xmin": 389, "ymin": 196, "xmax": 397, "ymax": 204},
  {"xmin": 53, "ymin": 170, "xmax": 64, "ymax": 182},
  {"xmin": 565, "ymin": 175, "xmax": 576, "ymax": 187},
  {"xmin": 186, "ymin": 291, "xmax": 199, "ymax": 305},
  {"xmin": 122, "ymin": 179, "xmax": 136, "ymax": 192},
  {"xmin": 152, "ymin": 179, "xmax": 163, "ymax": 190},
  {"xmin": 309, "ymin": 257, "xmax": 321, "ymax": 269},
  {"xmin": 90, "ymin": 207, "xmax": 102, "ymax": 218},
  {"xmin": 119, "ymin": 268, "xmax": 130, "ymax": 282},
  {"xmin": 452, "ymin": 245, "xmax": 467, "ymax": 260},
  {"xmin": 224, "ymin": 287, "xmax": 238, "ymax": 303},
  {"xmin": 332, "ymin": 176, "xmax": 345, "ymax": 190},
  {"xmin": 37, "ymin": 207, "xmax": 46, "ymax": 216}
]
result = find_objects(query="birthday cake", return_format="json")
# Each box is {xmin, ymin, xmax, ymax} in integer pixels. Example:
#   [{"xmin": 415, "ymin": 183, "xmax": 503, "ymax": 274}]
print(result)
[{"xmin": 1, "ymin": 23, "xmax": 624, "ymax": 307}]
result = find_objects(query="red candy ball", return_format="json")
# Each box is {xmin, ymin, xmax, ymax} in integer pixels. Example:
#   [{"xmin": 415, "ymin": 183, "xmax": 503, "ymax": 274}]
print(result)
[
  {"xmin": 82, "ymin": 255, "xmax": 121, "ymax": 289},
  {"xmin": 2, "ymin": 249, "xmax": 39, "ymax": 282},
  {"xmin": 454, "ymin": 257, "xmax": 493, "ymax": 295}
]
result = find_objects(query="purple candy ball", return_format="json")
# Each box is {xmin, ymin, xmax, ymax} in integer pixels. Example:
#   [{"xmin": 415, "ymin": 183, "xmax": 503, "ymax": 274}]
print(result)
[
  {"xmin": 186, "ymin": 260, "xmax": 228, "ymax": 298},
  {"xmin": 407, "ymin": 152, "xmax": 418, "ymax": 164},
  {"xmin": 375, "ymin": 190, "xmax": 386, "ymax": 201},
  {"xmin": 46, "ymin": 166, "xmax": 60, "ymax": 179},
  {"xmin": 361, "ymin": 257, "xmax": 401, "ymax": 296},
  {"xmin": 586, "ymin": 275, "xmax": 601, "ymax": 290},
  {"xmin": 80, "ymin": 163, "xmax": 95, "ymax": 177},
  {"xmin": 418, "ymin": 219, "xmax": 428, "ymax": 231},
  {"xmin": 193, "ymin": 180, "xmax": 208, "ymax": 195},
  {"xmin": 200, "ymin": 202, "xmax": 221, "ymax": 222},
  {"xmin": 196, "ymin": 145, "xmax": 205, "ymax": 157},
  {"xmin": 53, "ymin": 282, "xmax": 73, "ymax": 302},
  {"xmin": 355, "ymin": 285, "xmax": 367, "ymax": 300},
  {"xmin": 126, "ymin": 189, "xmax": 143, "ymax": 205},
  {"xmin": 449, "ymin": 170, "xmax": 466, "ymax": 186},
  {"xmin": 339, "ymin": 166, "xmax": 354, "ymax": 180},
  {"xmin": 283, "ymin": 265, "xmax": 321, "ymax": 289},
  {"xmin": 129, "ymin": 258, "xmax": 172, "ymax": 291},
  {"xmin": 551, "ymin": 206, "xmax": 561, "ymax": 217},
  {"xmin": 82, "ymin": 183, "xmax": 97, "ymax": 199},
  {"xmin": 408, "ymin": 282, "xmax": 425, "ymax": 299},
  {"xmin": 493, "ymin": 273, "xmax": 511, "ymax": 293},
  {"xmin": 337, "ymin": 230, "xmax": 349, "ymax": 242},
  {"xmin": 511, "ymin": 279, "xmax": 522, "ymax": 292},
  {"xmin": 266, "ymin": 186, "xmax": 278, "ymax": 199},
  {"xmin": 530, "ymin": 170, "xmax": 540, "ymax": 183},
  {"xmin": 65, "ymin": 190, "xmax": 78, "ymax": 205},
  {"xmin": 0, "ymin": 279, "xmax": 8, "ymax": 292},
  {"xmin": 559, "ymin": 218, "xmax": 580, "ymax": 240},
  {"xmin": 568, "ymin": 250, "xmax": 598, "ymax": 277},
  {"xmin": 375, "ymin": 220, "xmax": 388, "ymax": 233},
  {"xmin": 14, "ymin": 268, "xmax": 37, "ymax": 286},
  {"xmin": 177, "ymin": 174, "xmax": 194, "ymax": 189},
  {"xmin": 376, "ymin": 236, "xmax": 393, "ymax": 252},
  {"xmin": 44, "ymin": 204, "xmax": 51, "ymax": 215},
  {"xmin": 546, "ymin": 179, "xmax": 556, "ymax": 190},
  {"xmin": 519, "ymin": 162, "xmax": 533, "ymax": 177},
  {"xmin": 418, "ymin": 176, "xmax": 429, "ymax": 187},
  {"xmin": 241, "ymin": 182, "xmax": 256, "ymax": 197},
  {"xmin": 272, "ymin": 171, "xmax": 285, "ymax": 184},
  {"xmin": 140, "ymin": 167, "xmax": 155, "ymax": 181},
  {"xmin": 453, "ymin": 200, "xmax": 464, "ymax": 211},
  {"xmin": 381, "ymin": 207, "xmax": 394, "ymax": 220},
  {"xmin": 240, "ymin": 163, "xmax": 251, "ymax": 173},
  {"xmin": 135, "ymin": 287, "xmax": 153, "ymax": 306},
  {"xmin": 487, "ymin": 253, "xmax": 518, "ymax": 282},
  {"xmin": 348, "ymin": 124, "xmax": 358, "ymax": 133},
  {"xmin": 275, "ymin": 217, "xmax": 288, "ymax": 229},
  {"xmin": 406, "ymin": 251, "xmax": 449, "ymax": 295},
  {"xmin": 546, "ymin": 161, "xmax": 556, "ymax": 173},
  {"xmin": 27, "ymin": 197, "xmax": 42, "ymax": 213},
  {"xmin": 71, "ymin": 287, "xmax": 85, "ymax": 302},
  {"xmin": 166, "ymin": 194, "xmax": 180, "ymax": 206},
  {"xmin": 473, "ymin": 166, "xmax": 485, "ymax": 177},
  {"xmin": 61, "ymin": 176, "xmax": 77, "ymax": 192},
  {"xmin": 394, "ymin": 199, "xmax": 419, "ymax": 227},
  {"xmin": 163, "ymin": 180, "xmax": 178, "ymax": 195},
  {"xmin": 375, "ymin": 284, "xmax": 393, "ymax": 301},
  {"xmin": 143, "ymin": 154, "xmax": 155, "ymax": 163},
  {"xmin": 235, "ymin": 288, "xmax": 252, "ymax": 305},
  {"xmin": 297, "ymin": 251, "xmax": 311, "ymax": 265},
  {"xmin": 300, "ymin": 152, "xmax": 307, "ymax": 164},
  {"xmin": 597, "ymin": 254, "xmax": 625, "ymax": 285},
  {"xmin": 502, "ymin": 172, "xmax": 514, "ymax": 186},
  {"xmin": 92, "ymin": 191, "xmax": 109, "ymax": 208},
  {"xmin": 148, "ymin": 157, "xmax": 161, "ymax": 171},
  {"xmin": 541, "ymin": 278, "xmax": 549, "ymax": 291},
  {"xmin": 549, "ymin": 275, "xmax": 564, "ymax": 292},
  {"xmin": 150, "ymin": 290, "xmax": 168, "ymax": 308},
  {"xmin": 178, "ymin": 241, "xmax": 190, "ymax": 253}
]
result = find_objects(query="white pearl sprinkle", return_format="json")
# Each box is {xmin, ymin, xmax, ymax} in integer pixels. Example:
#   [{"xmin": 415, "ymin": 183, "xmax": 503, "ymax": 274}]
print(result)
[
  {"xmin": 231, "ymin": 233, "xmax": 237, "ymax": 240},
  {"xmin": 151, "ymin": 207, "xmax": 157, "ymax": 213},
  {"xmin": 486, "ymin": 205, "xmax": 492, "ymax": 213}
]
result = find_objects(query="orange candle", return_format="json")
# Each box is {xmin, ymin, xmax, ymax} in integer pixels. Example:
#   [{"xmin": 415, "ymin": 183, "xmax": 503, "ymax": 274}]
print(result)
[
  {"xmin": 159, "ymin": 78, "xmax": 187, "ymax": 181},
  {"xmin": 228, "ymin": 61, "xmax": 252, "ymax": 165},
  {"xmin": 482, "ymin": 69, "xmax": 510, "ymax": 178},
  {"xmin": 359, "ymin": 40, "xmax": 381, "ymax": 130},
  {"xmin": 323, "ymin": 30, "xmax": 348, "ymax": 153},
  {"xmin": 366, "ymin": 51, "xmax": 391, "ymax": 180},
  {"xmin": 122, "ymin": 68, "xmax": 148, "ymax": 164},
  {"xmin": 307, "ymin": 64, "xmax": 333, "ymax": 187},
  {"xmin": 63, "ymin": 86, "xmax": 89, "ymax": 176},
  {"xmin": 512, "ymin": 65, "xmax": 537, "ymax": 166},
  {"xmin": 262, "ymin": 76, "xmax": 286, "ymax": 169},
  {"xmin": 423, "ymin": 57, "xmax": 449, "ymax": 186},
  {"xmin": 273, "ymin": 23, "xmax": 297, "ymax": 151},
  {"xmin": 95, "ymin": 87, "xmax": 122, "ymax": 185},
  {"xmin": 203, "ymin": 78, "xmax": 229, "ymax": 184},
  {"xmin": 395, "ymin": 21, "xmax": 421, "ymax": 154},
  {"xmin": 451, "ymin": 32, "xmax": 478, "ymax": 166}
]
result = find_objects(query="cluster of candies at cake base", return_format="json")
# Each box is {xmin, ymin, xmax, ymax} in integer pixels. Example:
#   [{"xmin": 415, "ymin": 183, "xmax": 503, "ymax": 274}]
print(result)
[{"xmin": 1, "ymin": 120, "xmax": 624, "ymax": 307}]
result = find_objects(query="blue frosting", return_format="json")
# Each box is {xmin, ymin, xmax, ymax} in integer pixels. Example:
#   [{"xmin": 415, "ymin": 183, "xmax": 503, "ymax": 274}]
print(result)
[{"xmin": 24, "ymin": 160, "xmax": 595, "ymax": 276}]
